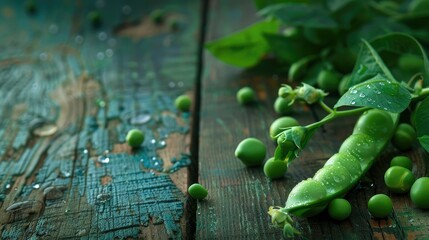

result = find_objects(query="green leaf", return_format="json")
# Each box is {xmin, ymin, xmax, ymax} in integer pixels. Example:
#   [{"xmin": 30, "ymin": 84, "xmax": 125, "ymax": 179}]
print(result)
[
  {"xmin": 348, "ymin": 40, "xmax": 396, "ymax": 88},
  {"xmin": 264, "ymin": 33, "xmax": 320, "ymax": 64},
  {"xmin": 253, "ymin": 0, "xmax": 308, "ymax": 10},
  {"xmin": 417, "ymin": 136, "xmax": 429, "ymax": 153},
  {"xmin": 259, "ymin": 3, "xmax": 338, "ymax": 29},
  {"xmin": 335, "ymin": 75, "xmax": 411, "ymax": 113},
  {"xmin": 330, "ymin": 0, "xmax": 364, "ymax": 28},
  {"xmin": 413, "ymin": 96, "xmax": 429, "ymax": 137},
  {"xmin": 205, "ymin": 21, "xmax": 280, "ymax": 68},
  {"xmin": 369, "ymin": 33, "xmax": 429, "ymax": 87}
]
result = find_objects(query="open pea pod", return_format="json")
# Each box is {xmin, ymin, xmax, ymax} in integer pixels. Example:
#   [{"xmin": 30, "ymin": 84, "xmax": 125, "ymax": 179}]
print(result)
[{"xmin": 270, "ymin": 109, "xmax": 399, "ymax": 234}]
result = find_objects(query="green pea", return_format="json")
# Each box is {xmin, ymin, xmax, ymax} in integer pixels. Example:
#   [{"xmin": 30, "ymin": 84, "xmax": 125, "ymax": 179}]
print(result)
[
  {"xmin": 269, "ymin": 117, "xmax": 299, "ymax": 140},
  {"xmin": 314, "ymin": 164, "xmax": 352, "ymax": 196},
  {"xmin": 234, "ymin": 138, "xmax": 266, "ymax": 167},
  {"xmin": 263, "ymin": 157, "xmax": 288, "ymax": 180},
  {"xmin": 390, "ymin": 156, "xmax": 413, "ymax": 170},
  {"xmin": 339, "ymin": 133, "xmax": 376, "ymax": 169},
  {"xmin": 274, "ymin": 97, "xmax": 293, "ymax": 115},
  {"xmin": 188, "ymin": 183, "xmax": 208, "ymax": 200},
  {"xmin": 328, "ymin": 198, "xmax": 352, "ymax": 221},
  {"xmin": 175, "ymin": 94, "xmax": 192, "ymax": 112},
  {"xmin": 338, "ymin": 74, "xmax": 351, "ymax": 96},
  {"xmin": 353, "ymin": 109, "xmax": 394, "ymax": 140},
  {"xmin": 88, "ymin": 11, "xmax": 102, "ymax": 28},
  {"xmin": 367, "ymin": 194, "xmax": 393, "ymax": 218},
  {"xmin": 398, "ymin": 54, "xmax": 424, "ymax": 73},
  {"xmin": 410, "ymin": 177, "xmax": 429, "ymax": 209},
  {"xmin": 324, "ymin": 153, "xmax": 362, "ymax": 180},
  {"xmin": 392, "ymin": 123, "xmax": 416, "ymax": 151},
  {"xmin": 25, "ymin": 0, "xmax": 37, "ymax": 15},
  {"xmin": 236, "ymin": 87, "xmax": 256, "ymax": 105},
  {"xmin": 384, "ymin": 166, "xmax": 415, "ymax": 194},
  {"xmin": 316, "ymin": 69, "xmax": 340, "ymax": 94},
  {"xmin": 126, "ymin": 129, "xmax": 145, "ymax": 148},
  {"xmin": 150, "ymin": 9, "xmax": 165, "ymax": 24}
]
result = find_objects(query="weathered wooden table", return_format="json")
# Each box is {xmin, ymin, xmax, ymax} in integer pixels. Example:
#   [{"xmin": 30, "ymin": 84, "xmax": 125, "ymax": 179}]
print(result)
[{"xmin": 0, "ymin": 0, "xmax": 428, "ymax": 239}]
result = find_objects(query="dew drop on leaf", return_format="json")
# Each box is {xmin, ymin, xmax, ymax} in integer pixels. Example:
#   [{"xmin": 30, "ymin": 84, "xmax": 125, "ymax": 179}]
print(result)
[{"xmin": 359, "ymin": 93, "xmax": 366, "ymax": 98}]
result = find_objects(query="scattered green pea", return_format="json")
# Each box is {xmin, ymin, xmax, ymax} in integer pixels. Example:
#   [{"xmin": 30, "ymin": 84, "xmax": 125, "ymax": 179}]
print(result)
[
  {"xmin": 384, "ymin": 166, "xmax": 415, "ymax": 194},
  {"xmin": 390, "ymin": 156, "xmax": 413, "ymax": 170},
  {"xmin": 269, "ymin": 116, "xmax": 299, "ymax": 140},
  {"xmin": 367, "ymin": 194, "xmax": 393, "ymax": 218},
  {"xmin": 175, "ymin": 94, "xmax": 192, "ymax": 112},
  {"xmin": 274, "ymin": 97, "xmax": 293, "ymax": 115},
  {"xmin": 316, "ymin": 69, "xmax": 340, "ymax": 94},
  {"xmin": 188, "ymin": 183, "xmax": 208, "ymax": 200},
  {"xmin": 398, "ymin": 54, "xmax": 424, "ymax": 73},
  {"xmin": 328, "ymin": 198, "xmax": 352, "ymax": 221},
  {"xmin": 410, "ymin": 177, "xmax": 429, "ymax": 209},
  {"xmin": 25, "ymin": 0, "xmax": 37, "ymax": 15},
  {"xmin": 126, "ymin": 129, "xmax": 145, "ymax": 148},
  {"xmin": 150, "ymin": 9, "xmax": 165, "ymax": 24},
  {"xmin": 234, "ymin": 138, "xmax": 266, "ymax": 167},
  {"xmin": 88, "ymin": 11, "xmax": 102, "ymax": 28},
  {"xmin": 236, "ymin": 87, "xmax": 256, "ymax": 105},
  {"xmin": 392, "ymin": 123, "xmax": 416, "ymax": 151},
  {"xmin": 263, "ymin": 158, "xmax": 288, "ymax": 180},
  {"xmin": 338, "ymin": 74, "xmax": 351, "ymax": 96}
]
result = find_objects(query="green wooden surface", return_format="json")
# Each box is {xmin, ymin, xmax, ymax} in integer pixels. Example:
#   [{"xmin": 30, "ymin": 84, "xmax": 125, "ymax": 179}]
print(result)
[
  {"xmin": 0, "ymin": 0, "xmax": 201, "ymax": 239},
  {"xmin": 1, "ymin": 0, "xmax": 429, "ymax": 239}
]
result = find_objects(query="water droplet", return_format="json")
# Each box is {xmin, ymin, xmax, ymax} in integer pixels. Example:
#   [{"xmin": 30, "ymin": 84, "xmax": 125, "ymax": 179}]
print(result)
[
  {"xmin": 96, "ymin": 99, "xmax": 106, "ymax": 107},
  {"xmin": 379, "ymin": 82, "xmax": 385, "ymax": 86},
  {"xmin": 168, "ymin": 82, "xmax": 176, "ymax": 88},
  {"xmin": 387, "ymin": 101, "xmax": 392, "ymax": 104},
  {"xmin": 97, "ymin": 155, "xmax": 110, "ymax": 164},
  {"xmin": 98, "ymin": 32, "xmax": 107, "ymax": 41},
  {"xmin": 76, "ymin": 229, "xmax": 87, "ymax": 237},
  {"xmin": 130, "ymin": 114, "xmax": 151, "ymax": 125},
  {"xmin": 375, "ymin": 90, "xmax": 381, "ymax": 94},
  {"xmin": 122, "ymin": 5, "xmax": 131, "ymax": 15},
  {"xmin": 83, "ymin": 149, "xmax": 89, "ymax": 154},
  {"xmin": 96, "ymin": 193, "xmax": 111, "ymax": 203},
  {"xmin": 48, "ymin": 24, "xmax": 58, "ymax": 34},
  {"xmin": 350, "ymin": 89, "xmax": 357, "ymax": 94},
  {"xmin": 177, "ymin": 81, "xmax": 184, "ymax": 87},
  {"xmin": 39, "ymin": 52, "xmax": 48, "ymax": 61},
  {"xmin": 367, "ymin": 98, "xmax": 373, "ymax": 102},
  {"xmin": 33, "ymin": 184, "xmax": 40, "ymax": 189},
  {"xmin": 158, "ymin": 140, "xmax": 166, "ymax": 148},
  {"xmin": 6, "ymin": 200, "xmax": 43, "ymax": 213},
  {"xmin": 359, "ymin": 93, "xmax": 366, "ymax": 98},
  {"xmin": 97, "ymin": 52, "xmax": 105, "ymax": 60},
  {"xmin": 383, "ymin": 107, "xmax": 388, "ymax": 110},
  {"xmin": 366, "ymin": 85, "xmax": 371, "ymax": 89},
  {"xmin": 5, "ymin": 184, "xmax": 11, "ymax": 189},
  {"xmin": 43, "ymin": 186, "xmax": 67, "ymax": 200},
  {"xmin": 60, "ymin": 170, "xmax": 71, "ymax": 178},
  {"xmin": 351, "ymin": 100, "xmax": 356, "ymax": 105},
  {"xmin": 32, "ymin": 123, "xmax": 58, "ymax": 137},
  {"xmin": 75, "ymin": 35, "xmax": 84, "ymax": 44},
  {"xmin": 150, "ymin": 139, "xmax": 156, "ymax": 144},
  {"xmin": 105, "ymin": 49, "xmax": 114, "ymax": 58}
]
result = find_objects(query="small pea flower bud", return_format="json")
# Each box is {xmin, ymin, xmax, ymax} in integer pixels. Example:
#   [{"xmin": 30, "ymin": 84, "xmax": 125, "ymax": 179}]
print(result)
[{"xmin": 296, "ymin": 83, "xmax": 327, "ymax": 104}]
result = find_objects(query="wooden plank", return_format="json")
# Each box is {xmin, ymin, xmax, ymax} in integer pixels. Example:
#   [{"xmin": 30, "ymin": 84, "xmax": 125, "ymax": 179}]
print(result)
[
  {"xmin": 0, "ymin": 0, "xmax": 201, "ymax": 239},
  {"xmin": 198, "ymin": 0, "xmax": 429, "ymax": 239}
]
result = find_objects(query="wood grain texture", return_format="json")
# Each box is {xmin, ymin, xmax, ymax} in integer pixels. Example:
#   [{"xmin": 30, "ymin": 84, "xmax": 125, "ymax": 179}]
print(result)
[
  {"xmin": 197, "ymin": 0, "xmax": 429, "ymax": 239},
  {"xmin": 0, "ymin": 0, "xmax": 201, "ymax": 239}
]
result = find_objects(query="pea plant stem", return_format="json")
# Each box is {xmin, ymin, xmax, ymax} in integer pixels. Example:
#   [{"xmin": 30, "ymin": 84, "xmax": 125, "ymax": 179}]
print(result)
[{"xmin": 307, "ymin": 103, "xmax": 370, "ymax": 131}]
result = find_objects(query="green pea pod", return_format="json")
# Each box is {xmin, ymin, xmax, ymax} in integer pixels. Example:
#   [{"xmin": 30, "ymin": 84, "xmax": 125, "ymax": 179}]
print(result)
[{"xmin": 269, "ymin": 109, "xmax": 398, "ymax": 233}]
